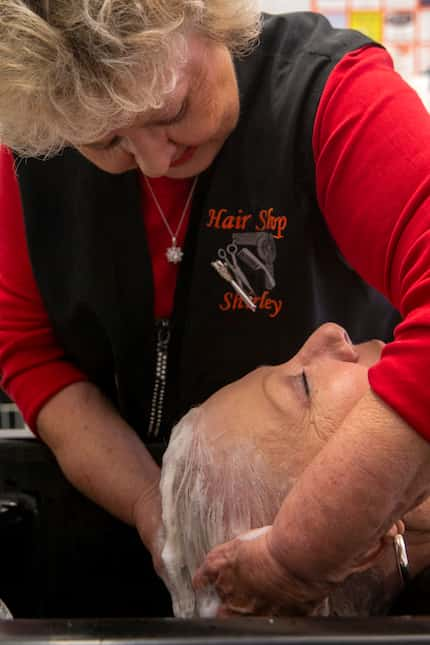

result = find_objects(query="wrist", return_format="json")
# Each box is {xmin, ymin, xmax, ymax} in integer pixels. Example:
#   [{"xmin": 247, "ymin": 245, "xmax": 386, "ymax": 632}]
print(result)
[{"xmin": 133, "ymin": 480, "xmax": 162, "ymax": 552}]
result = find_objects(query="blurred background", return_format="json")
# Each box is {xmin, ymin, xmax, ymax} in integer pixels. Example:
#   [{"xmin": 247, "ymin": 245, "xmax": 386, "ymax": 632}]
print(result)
[{"xmin": 261, "ymin": 0, "xmax": 430, "ymax": 109}]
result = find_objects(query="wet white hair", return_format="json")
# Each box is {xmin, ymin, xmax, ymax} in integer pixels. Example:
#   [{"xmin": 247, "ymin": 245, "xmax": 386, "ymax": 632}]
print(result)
[
  {"xmin": 160, "ymin": 408, "xmax": 395, "ymax": 618},
  {"xmin": 160, "ymin": 406, "xmax": 290, "ymax": 617}
]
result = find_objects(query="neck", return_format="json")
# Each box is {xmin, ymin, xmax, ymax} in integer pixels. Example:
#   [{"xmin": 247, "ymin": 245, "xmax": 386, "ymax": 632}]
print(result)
[
  {"xmin": 404, "ymin": 528, "xmax": 430, "ymax": 578},
  {"xmin": 403, "ymin": 499, "xmax": 430, "ymax": 577},
  {"xmin": 327, "ymin": 528, "xmax": 430, "ymax": 617}
]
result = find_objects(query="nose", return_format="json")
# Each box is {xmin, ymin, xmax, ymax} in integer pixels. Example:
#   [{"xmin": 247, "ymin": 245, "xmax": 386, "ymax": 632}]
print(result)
[
  {"xmin": 119, "ymin": 127, "xmax": 177, "ymax": 177},
  {"xmin": 305, "ymin": 323, "xmax": 359, "ymax": 363}
]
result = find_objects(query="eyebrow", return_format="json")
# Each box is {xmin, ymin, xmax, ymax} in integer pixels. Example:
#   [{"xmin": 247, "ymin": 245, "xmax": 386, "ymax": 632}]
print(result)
[{"xmin": 263, "ymin": 368, "xmax": 308, "ymax": 418}]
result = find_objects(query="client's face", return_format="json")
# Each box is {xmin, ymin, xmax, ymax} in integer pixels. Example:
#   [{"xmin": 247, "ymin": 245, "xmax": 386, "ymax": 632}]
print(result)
[{"xmin": 201, "ymin": 323, "xmax": 383, "ymax": 479}]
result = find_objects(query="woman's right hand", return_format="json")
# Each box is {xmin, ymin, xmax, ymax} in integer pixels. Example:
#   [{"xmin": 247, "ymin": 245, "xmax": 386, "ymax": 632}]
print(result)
[
  {"xmin": 133, "ymin": 480, "xmax": 166, "ymax": 577},
  {"xmin": 193, "ymin": 526, "xmax": 330, "ymax": 617}
]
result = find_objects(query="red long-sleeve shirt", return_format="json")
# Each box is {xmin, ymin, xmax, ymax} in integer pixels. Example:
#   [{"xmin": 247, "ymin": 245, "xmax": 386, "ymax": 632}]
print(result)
[
  {"xmin": 313, "ymin": 46, "xmax": 430, "ymax": 438},
  {"xmin": 1, "ymin": 45, "xmax": 430, "ymax": 438}
]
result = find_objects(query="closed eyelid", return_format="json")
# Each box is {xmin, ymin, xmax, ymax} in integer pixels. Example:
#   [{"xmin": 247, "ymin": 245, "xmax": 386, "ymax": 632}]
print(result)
[
  {"xmin": 104, "ymin": 135, "xmax": 123, "ymax": 150},
  {"xmin": 263, "ymin": 367, "xmax": 309, "ymax": 414},
  {"xmin": 157, "ymin": 98, "xmax": 188, "ymax": 126},
  {"xmin": 302, "ymin": 370, "xmax": 310, "ymax": 397},
  {"xmin": 288, "ymin": 371, "xmax": 310, "ymax": 406}
]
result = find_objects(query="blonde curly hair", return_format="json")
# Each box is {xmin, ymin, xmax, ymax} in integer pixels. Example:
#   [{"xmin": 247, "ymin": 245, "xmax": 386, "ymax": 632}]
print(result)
[{"xmin": 0, "ymin": 0, "xmax": 261, "ymax": 156}]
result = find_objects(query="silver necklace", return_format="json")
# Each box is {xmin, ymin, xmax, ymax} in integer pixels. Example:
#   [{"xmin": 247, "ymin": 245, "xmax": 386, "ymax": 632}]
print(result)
[{"xmin": 144, "ymin": 175, "xmax": 198, "ymax": 264}]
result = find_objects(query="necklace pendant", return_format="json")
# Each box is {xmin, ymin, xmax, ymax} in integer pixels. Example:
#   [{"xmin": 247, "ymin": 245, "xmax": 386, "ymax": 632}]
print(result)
[
  {"xmin": 144, "ymin": 176, "xmax": 198, "ymax": 266},
  {"xmin": 166, "ymin": 240, "xmax": 183, "ymax": 264}
]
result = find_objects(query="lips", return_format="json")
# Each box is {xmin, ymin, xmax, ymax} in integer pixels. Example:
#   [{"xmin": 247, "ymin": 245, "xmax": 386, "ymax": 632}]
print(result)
[{"xmin": 171, "ymin": 146, "xmax": 197, "ymax": 168}]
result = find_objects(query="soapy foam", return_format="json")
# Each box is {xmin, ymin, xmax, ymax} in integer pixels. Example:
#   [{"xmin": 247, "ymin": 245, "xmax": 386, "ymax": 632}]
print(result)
[
  {"xmin": 239, "ymin": 526, "xmax": 271, "ymax": 542},
  {"xmin": 160, "ymin": 409, "xmax": 200, "ymax": 617},
  {"xmin": 159, "ymin": 407, "xmax": 291, "ymax": 617}
]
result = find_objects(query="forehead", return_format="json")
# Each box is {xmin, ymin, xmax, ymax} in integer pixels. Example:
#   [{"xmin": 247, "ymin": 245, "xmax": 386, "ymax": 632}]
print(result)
[
  {"xmin": 201, "ymin": 366, "xmax": 298, "ymax": 444},
  {"xmin": 203, "ymin": 367, "xmax": 267, "ymax": 422},
  {"xmin": 200, "ymin": 366, "xmax": 314, "ymax": 484}
]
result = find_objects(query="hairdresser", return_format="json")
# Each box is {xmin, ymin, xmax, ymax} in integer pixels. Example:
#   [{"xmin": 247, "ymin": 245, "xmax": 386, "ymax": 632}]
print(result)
[{"xmin": 1, "ymin": 0, "xmax": 430, "ymax": 616}]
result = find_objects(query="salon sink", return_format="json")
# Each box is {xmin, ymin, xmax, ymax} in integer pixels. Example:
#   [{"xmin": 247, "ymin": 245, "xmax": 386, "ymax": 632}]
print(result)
[
  {"xmin": 0, "ymin": 439, "xmax": 171, "ymax": 618},
  {"xmin": 2, "ymin": 617, "xmax": 430, "ymax": 645}
]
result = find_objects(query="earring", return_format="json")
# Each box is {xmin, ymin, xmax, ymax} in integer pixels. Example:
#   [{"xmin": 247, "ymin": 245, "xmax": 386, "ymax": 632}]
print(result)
[{"xmin": 393, "ymin": 533, "xmax": 411, "ymax": 586}]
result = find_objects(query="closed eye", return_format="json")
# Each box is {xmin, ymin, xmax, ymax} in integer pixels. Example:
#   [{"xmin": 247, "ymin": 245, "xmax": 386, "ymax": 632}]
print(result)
[
  {"xmin": 163, "ymin": 98, "xmax": 188, "ymax": 125},
  {"xmin": 302, "ymin": 370, "xmax": 310, "ymax": 397},
  {"xmin": 104, "ymin": 135, "xmax": 122, "ymax": 150}
]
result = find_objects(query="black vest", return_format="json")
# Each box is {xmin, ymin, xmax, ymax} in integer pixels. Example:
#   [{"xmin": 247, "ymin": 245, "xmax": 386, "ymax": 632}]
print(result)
[{"xmin": 16, "ymin": 12, "xmax": 400, "ymax": 441}]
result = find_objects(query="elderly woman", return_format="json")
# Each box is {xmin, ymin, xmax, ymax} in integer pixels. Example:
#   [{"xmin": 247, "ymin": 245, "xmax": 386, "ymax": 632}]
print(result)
[
  {"xmin": 1, "ymin": 0, "xmax": 430, "ymax": 616},
  {"xmin": 161, "ymin": 324, "xmax": 430, "ymax": 617}
]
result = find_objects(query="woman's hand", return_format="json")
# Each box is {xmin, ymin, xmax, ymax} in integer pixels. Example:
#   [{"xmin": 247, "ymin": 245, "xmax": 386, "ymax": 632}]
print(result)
[
  {"xmin": 193, "ymin": 526, "xmax": 329, "ymax": 617},
  {"xmin": 133, "ymin": 480, "xmax": 165, "ymax": 576}
]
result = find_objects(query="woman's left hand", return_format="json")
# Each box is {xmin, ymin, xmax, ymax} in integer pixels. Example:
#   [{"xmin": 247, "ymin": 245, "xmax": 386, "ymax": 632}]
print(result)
[{"xmin": 192, "ymin": 526, "xmax": 329, "ymax": 617}]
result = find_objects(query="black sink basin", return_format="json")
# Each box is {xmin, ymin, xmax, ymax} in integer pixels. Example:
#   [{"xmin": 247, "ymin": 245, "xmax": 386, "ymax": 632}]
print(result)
[{"xmin": 2, "ymin": 617, "xmax": 430, "ymax": 645}]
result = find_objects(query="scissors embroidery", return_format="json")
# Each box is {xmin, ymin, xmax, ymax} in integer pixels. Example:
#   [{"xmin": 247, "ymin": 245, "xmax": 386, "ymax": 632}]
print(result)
[{"xmin": 217, "ymin": 243, "xmax": 255, "ymax": 295}]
